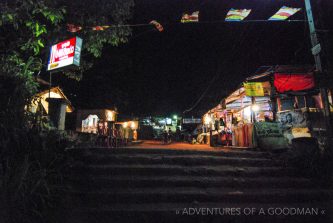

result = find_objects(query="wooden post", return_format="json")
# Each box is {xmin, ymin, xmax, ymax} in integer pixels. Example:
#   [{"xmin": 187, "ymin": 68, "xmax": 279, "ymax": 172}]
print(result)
[{"xmin": 305, "ymin": 0, "xmax": 332, "ymax": 145}]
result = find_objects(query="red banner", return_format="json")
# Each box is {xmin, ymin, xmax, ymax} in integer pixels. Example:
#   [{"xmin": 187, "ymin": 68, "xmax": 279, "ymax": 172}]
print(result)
[{"xmin": 274, "ymin": 73, "xmax": 315, "ymax": 93}]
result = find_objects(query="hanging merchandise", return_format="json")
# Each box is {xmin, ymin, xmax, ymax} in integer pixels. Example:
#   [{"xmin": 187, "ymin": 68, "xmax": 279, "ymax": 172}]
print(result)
[
  {"xmin": 181, "ymin": 11, "xmax": 199, "ymax": 23},
  {"xmin": 225, "ymin": 9, "xmax": 252, "ymax": 21},
  {"xmin": 269, "ymin": 6, "xmax": 301, "ymax": 21},
  {"xmin": 150, "ymin": 20, "xmax": 164, "ymax": 32}
]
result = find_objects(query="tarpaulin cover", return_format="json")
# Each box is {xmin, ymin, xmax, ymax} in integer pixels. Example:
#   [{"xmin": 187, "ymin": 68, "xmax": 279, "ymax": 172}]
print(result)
[{"xmin": 274, "ymin": 73, "xmax": 315, "ymax": 93}]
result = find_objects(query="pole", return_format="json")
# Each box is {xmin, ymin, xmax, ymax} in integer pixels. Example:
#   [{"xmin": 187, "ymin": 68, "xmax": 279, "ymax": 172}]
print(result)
[
  {"xmin": 209, "ymin": 122, "xmax": 213, "ymax": 147},
  {"xmin": 48, "ymin": 71, "xmax": 52, "ymax": 112},
  {"xmin": 304, "ymin": 0, "xmax": 332, "ymax": 145},
  {"xmin": 251, "ymin": 96, "xmax": 255, "ymax": 123}
]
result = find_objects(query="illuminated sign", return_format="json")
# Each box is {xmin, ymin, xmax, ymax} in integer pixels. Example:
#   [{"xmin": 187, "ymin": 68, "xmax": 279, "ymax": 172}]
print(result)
[{"xmin": 47, "ymin": 37, "xmax": 82, "ymax": 71}]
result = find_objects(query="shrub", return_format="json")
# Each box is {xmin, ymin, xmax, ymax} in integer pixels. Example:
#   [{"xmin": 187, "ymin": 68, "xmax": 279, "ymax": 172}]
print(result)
[{"xmin": 0, "ymin": 127, "xmax": 70, "ymax": 223}]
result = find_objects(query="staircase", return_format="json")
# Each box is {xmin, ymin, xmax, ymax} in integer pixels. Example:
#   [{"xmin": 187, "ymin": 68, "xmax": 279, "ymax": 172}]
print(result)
[{"xmin": 60, "ymin": 147, "xmax": 333, "ymax": 223}]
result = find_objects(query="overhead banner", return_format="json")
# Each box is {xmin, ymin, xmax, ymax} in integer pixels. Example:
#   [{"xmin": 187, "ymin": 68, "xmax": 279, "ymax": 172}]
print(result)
[
  {"xmin": 150, "ymin": 20, "xmax": 164, "ymax": 32},
  {"xmin": 67, "ymin": 24, "xmax": 82, "ymax": 33},
  {"xmin": 269, "ymin": 6, "xmax": 301, "ymax": 21},
  {"xmin": 274, "ymin": 73, "xmax": 315, "ymax": 93},
  {"xmin": 181, "ymin": 11, "xmax": 199, "ymax": 23},
  {"xmin": 92, "ymin": 26, "xmax": 110, "ymax": 31},
  {"xmin": 225, "ymin": 9, "xmax": 251, "ymax": 21},
  {"xmin": 47, "ymin": 37, "xmax": 83, "ymax": 71},
  {"xmin": 244, "ymin": 82, "xmax": 264, "ymax": 96}
]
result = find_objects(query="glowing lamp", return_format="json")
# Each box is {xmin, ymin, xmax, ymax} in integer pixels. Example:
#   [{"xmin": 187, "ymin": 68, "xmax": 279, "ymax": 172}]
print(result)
[
  {"xmin": 166, "ymin": 118, "xmax": 172, "ymax": 125},
  {"xmin": 252, "ymin": 104, "xmax": 260, "ymax": 112},
  {"xmin": 106, "ymin": 111, "xmax": 115, "ymax": 121},
  {"xmin": 244, "ymin": 106, "xmax": 252, "ymax": 117},
  {"xmin": 204, "ymin": 115, "xmax": 212, "ymax": 125},
  {"xmin": 130, "ymin": 121, "xmax": 136, "ymax": 129}
]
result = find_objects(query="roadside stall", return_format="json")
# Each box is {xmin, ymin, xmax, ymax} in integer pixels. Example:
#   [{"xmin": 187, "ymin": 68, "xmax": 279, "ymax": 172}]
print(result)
[
  {"xmin": 116, "ymin": 120, "xmax": 139, "ymax": 142},
  {"xmin": 202, "ymin": 81, "xmax": 271, "ymax": 148},
  {"xmin": 203, "ymin": 65, "xmax": 331, "ymax": 149},
  {"xmin": 76, "ymin": 109, "xmax": 118, "ymax": 133}
]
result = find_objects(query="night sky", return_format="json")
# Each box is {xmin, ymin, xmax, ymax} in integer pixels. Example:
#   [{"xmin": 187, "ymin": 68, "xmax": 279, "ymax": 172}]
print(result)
[{"xmin": 56, "ymin": 0, "xmax": 333, "ymax": 117}]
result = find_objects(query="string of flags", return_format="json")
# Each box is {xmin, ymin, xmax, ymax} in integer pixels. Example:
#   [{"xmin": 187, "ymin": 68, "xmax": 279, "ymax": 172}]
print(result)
[
  {"xmin": 225, "ymin": 9, "xmax": 251, "ymax": 21},
  {"xmin": 67, "ymin": 6, "xmax": 302, "ymax": 33},
  {"xmin": 181, "ymin": 11, "xmax": 199, "ymax": 23},
  {"xmin": 149, "ymin": 20, "xmax": 164, "ymax": 32},
  {"xmin": 269, "ymin": 6, "xmax": 301, "ymax": 21}
]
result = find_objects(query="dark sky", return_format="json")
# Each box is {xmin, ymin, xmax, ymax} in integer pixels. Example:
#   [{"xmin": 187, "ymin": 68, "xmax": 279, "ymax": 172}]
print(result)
[{"xmin": 57, "ymin": 0, "xmax": 333, "ymax": 117}]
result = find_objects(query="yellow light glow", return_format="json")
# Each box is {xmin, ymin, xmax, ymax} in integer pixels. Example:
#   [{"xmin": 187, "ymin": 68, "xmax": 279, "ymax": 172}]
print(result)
[
  {"xmin": 203, "ymin": 115, "xmax": 212, "ymax": 125},
  {"xmin": 130, "ymin": 121, "xmax": 136, "ymax": 129},
  {"xmin": 244, "ymin": 106, "xmax": 252, "ymax": 117},
  {"xmin": 252, "ymin": 104, "xmax": 260, "ymax": 112},
  {"xmin": 106, "ymin": 110, "xmax": 115, "ymax": 121},
  {"xmin": 123, "ymin": 122, "xmax": 128, "ymax": 128}
]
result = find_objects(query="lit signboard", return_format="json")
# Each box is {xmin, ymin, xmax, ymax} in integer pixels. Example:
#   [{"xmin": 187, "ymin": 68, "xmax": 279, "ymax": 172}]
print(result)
[{"xmin": 47, "ymin": 37, "xmax": 82, "ymax": 71}]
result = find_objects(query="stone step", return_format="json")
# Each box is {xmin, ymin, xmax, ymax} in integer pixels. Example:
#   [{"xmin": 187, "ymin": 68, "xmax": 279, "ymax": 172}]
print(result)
[
  {"xmin": 59, "ymin": 201, "xmax": 333, "ymax": 223},
  {"xmin": 67, "ymin": 175, "xmax": 320, "ymax": 190},
  {"xmin": 65, "ymin": 187, "xmax": 333, "ymax": 205},
  {"xmin": 59, "ymin": 147, "xmax": 333, "ymax": 223},
  {"xmin": 69, "ymin": 164, "xmax": 298, "ymax": 177},
  {"xmin": 73, "ymin": 154, "xmax": 279, "ymax": 167},
  {"xmin": 67, "ymin": 147, "xmax": 270, "ymax": 159}
]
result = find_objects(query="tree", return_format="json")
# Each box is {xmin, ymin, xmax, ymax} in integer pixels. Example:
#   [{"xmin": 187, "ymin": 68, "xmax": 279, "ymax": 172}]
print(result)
[
  {"xmin": 0, "ymin": 0, "xmax": 65, "ymax": 125},
  {"xmin": 0, "ymin": 2, "xmax": 134, "ymax": 222},
  {"xmin": 0, "ymin": 0, "xmax": 134, "ymax": 124},
  {"xmin": 59, "ymin": 0, "xmax": 134, "ymax": 80}
]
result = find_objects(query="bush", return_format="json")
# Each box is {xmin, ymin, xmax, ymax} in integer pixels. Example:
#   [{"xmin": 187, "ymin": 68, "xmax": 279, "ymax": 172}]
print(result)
[{"xmin": 0, "ymin": 127, "xmax": 70, "ymax": 223}]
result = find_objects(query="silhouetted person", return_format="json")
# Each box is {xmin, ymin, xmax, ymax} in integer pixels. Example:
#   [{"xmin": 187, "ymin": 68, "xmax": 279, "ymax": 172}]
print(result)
[{"xmin": 168, "ymin": 127, "xmax": 172, "ymax": 143}]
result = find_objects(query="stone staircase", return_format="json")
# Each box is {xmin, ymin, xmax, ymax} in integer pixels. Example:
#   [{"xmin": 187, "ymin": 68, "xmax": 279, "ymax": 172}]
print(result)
[{"xmin": 59, "ymin": 147, "xmax": 333, "ymax": 223}]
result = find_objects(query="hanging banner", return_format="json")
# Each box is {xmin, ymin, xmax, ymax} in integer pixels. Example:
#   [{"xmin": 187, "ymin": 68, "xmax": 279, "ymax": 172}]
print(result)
[
  {"xmin": 244, "ymin": 82, "xmax": 264, "ymax": 96},
  {"xmin": 47, "ymin": 37, "xmax": 83, "ymax": 71},
  {"xmin": 225, "ymin": 9, "xmax": 251, "ymax": 21},
  {"xmin": 276, "ymin": 110, "xmax": 308, "ymax": 129},
  {"xmin": 92, "ymin": 26, "xmax": 110, "ymax": 31},
  {"xmin": 269, "ymin": 6, "xmax": 301, "ymax": 21},
  {"xmin": 150, "ymin": 20, "xmax": 164, "ymax": 32},
  {"xmin": 274, "ymin": 73, "xmax": 315, "ymax": 93},
  {"xmin": 181, "ymin": 11, "xmax": 199, "ymax": 23},
  {"xmin": 67, "ymin": 24, "xmax": 82, "ymax": 33}
]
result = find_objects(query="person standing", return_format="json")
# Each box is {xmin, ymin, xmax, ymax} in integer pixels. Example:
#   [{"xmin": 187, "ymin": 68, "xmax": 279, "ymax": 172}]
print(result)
[
  {"xmin": 176, "ymin": 127, "xmax": 181, "ymax": 142},
  {"xmin": 168, "ymin": 127, "xmax": 172, "ymax": 143}
]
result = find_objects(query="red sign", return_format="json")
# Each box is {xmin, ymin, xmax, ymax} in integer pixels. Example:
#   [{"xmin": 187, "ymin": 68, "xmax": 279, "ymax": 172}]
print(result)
[{"xmin": 47, "ymin": 37, "xmax": 82, "ymax": 71}]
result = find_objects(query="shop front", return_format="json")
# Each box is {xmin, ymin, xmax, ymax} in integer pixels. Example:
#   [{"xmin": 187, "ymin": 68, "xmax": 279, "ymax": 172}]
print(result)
[{"xmin": 202, "ymin": 65, "xmax": 332, "ymax": 150}]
